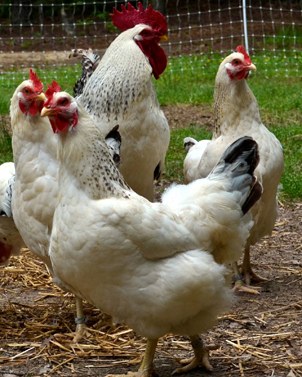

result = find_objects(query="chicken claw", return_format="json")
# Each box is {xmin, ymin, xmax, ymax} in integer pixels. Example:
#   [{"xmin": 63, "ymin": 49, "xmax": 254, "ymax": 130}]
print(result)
[
  {"xmin": 242, "ymin": 268, "xmax": 268, "ymax": 286},
  {"xmin": 232, "ymin": 262, "xmax": 262, "ymax": 295},
  {"xmin": 73, "ymin": 321, "xmax": 87, "ymax": 343},
  {"xmin": 106, "ymin": 339, "xmax": 159, "ymax": 377},
  {"xmin": 172, "ymin": 335, "xmax": 217, "ymax": 375},
  {"xmin": 241, "ymin": 248, "xmax": 268, "ymax": 286},
  {"xmin": 233, "ymin": 279, "xmax": 261, "ymax": 295}
]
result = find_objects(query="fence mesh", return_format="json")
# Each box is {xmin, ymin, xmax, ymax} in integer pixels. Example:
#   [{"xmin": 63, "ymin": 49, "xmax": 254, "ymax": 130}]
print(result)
[{"xmin": 0, "ymin": 0, "xmax": 301, "ymax": 87}]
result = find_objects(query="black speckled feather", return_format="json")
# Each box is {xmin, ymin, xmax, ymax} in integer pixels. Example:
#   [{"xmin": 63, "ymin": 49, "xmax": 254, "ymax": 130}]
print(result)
[{"xmin": 71, "ymin": 49, "xmax": 101, "ymax": 97}]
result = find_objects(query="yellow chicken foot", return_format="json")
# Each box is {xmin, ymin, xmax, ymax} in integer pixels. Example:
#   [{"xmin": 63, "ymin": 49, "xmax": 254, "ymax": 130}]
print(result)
[
  {"xmin": 136, "ymin": 338, "xmax": 158, "ymax": 377},
  {"xmin": 72, "ymin": 297, "xmax": 87, "ymax": 343},
  {"xmin": 172, "ymin": 335, "xmax": 216, "ymax": 375},
  {"xmin": 106, "ymin": 338, "xmax": 158, "ymax": 377},
  {"xmin": 232, "ymin": 262, "xmax": 261, "ymax": 295}
]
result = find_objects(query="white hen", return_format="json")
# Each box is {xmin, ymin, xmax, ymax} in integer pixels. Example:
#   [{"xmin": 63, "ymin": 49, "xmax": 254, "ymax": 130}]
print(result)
[
  {"xmin": 77, "ymin": 2, "xmax": 170, "ymax": 201},
  {"xmin": 9, "ymin": 70, "xmax": 91, "ymax": 339},
  {"xmin": 183, "ymin": 46, "xmax": 284, "ymax": 293},
  {"xmin": 41, "ymin": 86, "xmax": 261, "ymax": 376},
  {"xmin": 11, "ymin": 76, "xmax": 57, "ymax": 269},
  {"xmin": 0, "ymin": 162, "xmax": 25, "ymax": 264},
  {"xmin": 0, "ymin": 162, "xmax": 15, "ymax": 217}
]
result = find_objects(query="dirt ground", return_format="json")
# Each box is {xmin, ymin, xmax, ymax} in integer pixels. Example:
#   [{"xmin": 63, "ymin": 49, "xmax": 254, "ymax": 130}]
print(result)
[{"xmin": 0, "ymin": 105, "xmax": 301, "ymax": 377}]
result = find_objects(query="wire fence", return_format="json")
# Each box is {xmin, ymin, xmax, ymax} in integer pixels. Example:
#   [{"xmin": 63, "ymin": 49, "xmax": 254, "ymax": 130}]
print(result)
[{"xmin": 0, "ymin": 0, "xmax": 301, "ymax": 87}]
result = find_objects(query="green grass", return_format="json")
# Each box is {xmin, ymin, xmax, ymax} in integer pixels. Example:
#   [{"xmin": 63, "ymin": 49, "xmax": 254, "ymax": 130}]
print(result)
[
  {"xmin": 0, "ymin": 129, "xmax": 13, "ymax": 164},
  {"xmin": 272, "ymin": 125, "xmax": 302, "ymax": 201},
  {"xmin": 0, "ymin": 52, "xmax": 301, "ymax": 200}
]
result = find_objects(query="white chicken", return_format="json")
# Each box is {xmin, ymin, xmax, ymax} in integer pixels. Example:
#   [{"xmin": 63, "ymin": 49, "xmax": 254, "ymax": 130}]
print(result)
[
  {"xmin": 41, "ymin": 85, "xmax": 261, "ymax": 376},
  {"xmin": 183, "ymin": 45, "xmax": 284, "ymax": 293},
  {"xmin": 9, "ymin": 70, "xmax": 89, "ymax": 339},
  {"xmin": 0, "ymin": 162, "xmax": 15, "ymax": 217},
  {"xmin": 77, "ymin": 2, "xmax": 170, "ymax": 201},
  {"xmin": 0, "ymin": 162, "xmax": 25, "ymax": 264},
  {"xmin": 183, "ymin": 138, "xmax": 211, "ymax": 184}
]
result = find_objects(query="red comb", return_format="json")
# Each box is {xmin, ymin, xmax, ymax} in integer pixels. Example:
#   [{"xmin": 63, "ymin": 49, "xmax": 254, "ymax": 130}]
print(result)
[
  {"xmin": 112, "ymin": 2, "xmax": 167, "ymax": 35},
  {"xmin": 45, "ymin": 81, "xmax": 62, "ymax": 98},
  {"xmin": 235, "ymin": 45, "xmax": 252, "ymax": 64},
  {"xmin": 29, "ymin": 69, "xmax": 43, "ymax": 92}
]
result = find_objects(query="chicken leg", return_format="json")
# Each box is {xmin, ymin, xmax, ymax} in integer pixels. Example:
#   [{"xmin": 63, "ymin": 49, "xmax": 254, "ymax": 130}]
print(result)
[
  {"xmin": 106, "ymin": 338, "xmax": 158, "ymax": 377},
  {"xmin": 232, "ymin": 261, "xmax": 261, "ymax": 295},
  {"xmin": 233, "ymin": 245, "xmax": 267, "ymax": 295},
  {"xmin": 241, "ymin": 246, "xmax": 268, "ymax": 285},
  {"xmin": 73, "ymin": 297, "xmax": 87, "ymax": 343},
  {"xmin": 172, "ymin": 335, "xmax": 215, "ymax": 375}
]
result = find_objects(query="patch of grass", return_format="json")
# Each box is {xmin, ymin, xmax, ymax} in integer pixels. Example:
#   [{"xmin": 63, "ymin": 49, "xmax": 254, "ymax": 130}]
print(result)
[
  {"xmin": 155, "ymin": 54, "xmax": 219, "ymax": 106},
  {"xmin": 0, "ymin": 128, "xmax": 13, "ymax": 164},
  {"xmin": 272, "ymin": 125, "xmax": 302, "ymax": 201}
]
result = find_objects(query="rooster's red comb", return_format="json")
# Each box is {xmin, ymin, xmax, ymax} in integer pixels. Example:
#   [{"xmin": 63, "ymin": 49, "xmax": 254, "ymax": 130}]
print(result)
[
  {"xmin": 29, "ymin": 69, "xmax": 43, "ymax": 92},
  {"xmin": 111, "ymin": 2, "xmax": 167, "ymax": 35},
  {"xmin": 235, "ymin": 45, "xmax": 252, "ymax": 64},
  {"xmin": 45, "ymin": 81, "xmax": 62, "ymax": 98}
]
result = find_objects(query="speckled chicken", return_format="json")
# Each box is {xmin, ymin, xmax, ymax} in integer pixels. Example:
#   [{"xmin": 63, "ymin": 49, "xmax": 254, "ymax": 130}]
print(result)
[
  {"xmin": 183, "ymin": 46, "xmax": 284, "ymax": 293},
  {"xmin": 41, "ymin": 85, "xmax": 261, "ymax": 376},
  {"xmin": 77, "ymin": 2, "xmax": 170, "ymax": 201},
  {"xmin": 0, "ymin": 162, "xmax": 25, "ymax": 265}
]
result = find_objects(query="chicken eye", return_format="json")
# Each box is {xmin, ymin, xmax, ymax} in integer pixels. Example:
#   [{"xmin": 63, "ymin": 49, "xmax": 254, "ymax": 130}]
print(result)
[
  {"xmin": 233, "ymin": 59, "xmax": 240, "ymax": 65},
  {"xmin": 58, "ymin": 98, "xmax": 69, "ymax": 106},
  {"xmin": 23, "ymin": 87, "xmax": 32, "ymax": 95}
]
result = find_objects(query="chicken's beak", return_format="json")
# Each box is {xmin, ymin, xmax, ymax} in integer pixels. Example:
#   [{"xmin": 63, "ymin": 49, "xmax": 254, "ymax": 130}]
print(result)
[
  {"xmin": 36, "ymin": 92, "xmax": 46, "ymax": 102},
  {"xmin": 41, "ymin": 107, "xmax": 53, "ymax": 117},
  {"xmin": 248, "ymin": 63, "xmax": 257, "ymax": 71},
  {"xmin": 160, "ymin": 34, "xmax": 168, "ymax": 42}
]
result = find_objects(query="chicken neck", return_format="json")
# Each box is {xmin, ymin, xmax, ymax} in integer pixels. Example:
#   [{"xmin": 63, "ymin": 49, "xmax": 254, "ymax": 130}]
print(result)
[
  {"xmin": 213, "ymin": 76, "xmax": 261, "ymax": 138},
  {"xmin": 57, "ymin": 109, "xmax": 131, "ymax": 200}
]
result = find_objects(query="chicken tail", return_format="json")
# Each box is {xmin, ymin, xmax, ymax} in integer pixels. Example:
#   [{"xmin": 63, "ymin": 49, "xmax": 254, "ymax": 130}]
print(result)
[
  {"xmin": 208, "ymin": 136, "xmax": 262, "ymax": 214},
  {"xmin": 105, "ymin": 125, "xmax": 122, "ymax": 167},
  {"xmin": 70, "ymin": 48, "xmax": 101, "ymax": 97},
  {"xmin": 183, "ymin": 136, "xmax": 198, "ymax": 152}
]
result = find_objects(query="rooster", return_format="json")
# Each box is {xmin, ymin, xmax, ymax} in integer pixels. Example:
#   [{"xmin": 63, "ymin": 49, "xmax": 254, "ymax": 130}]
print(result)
[
  {"xmin": 77, "ymin": 2, "xmax": 170, "ymax": 201},
  {"xmin": 0, "ymin": 162, "xmax": 25, "ymax": 264},
  {"xmin": 183, "ymin": 46, "xmax": 284, "ymax": 294},
  {"xmin": 41, "ymin": 85, "xmax": 261, "ymax": 376}
]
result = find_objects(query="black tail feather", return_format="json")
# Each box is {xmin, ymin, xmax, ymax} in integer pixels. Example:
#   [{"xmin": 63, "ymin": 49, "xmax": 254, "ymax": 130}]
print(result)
[
  {"xmin": 221, "ymin": 136, "xmax": 260, "ymax": 175},
  {"xmin": 210, "ymin": 136, "xmax": 262, "ymax": 214},
  {"xmin": 242, "ymin": 179, "xmax": 263, "ymax": 214}
]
